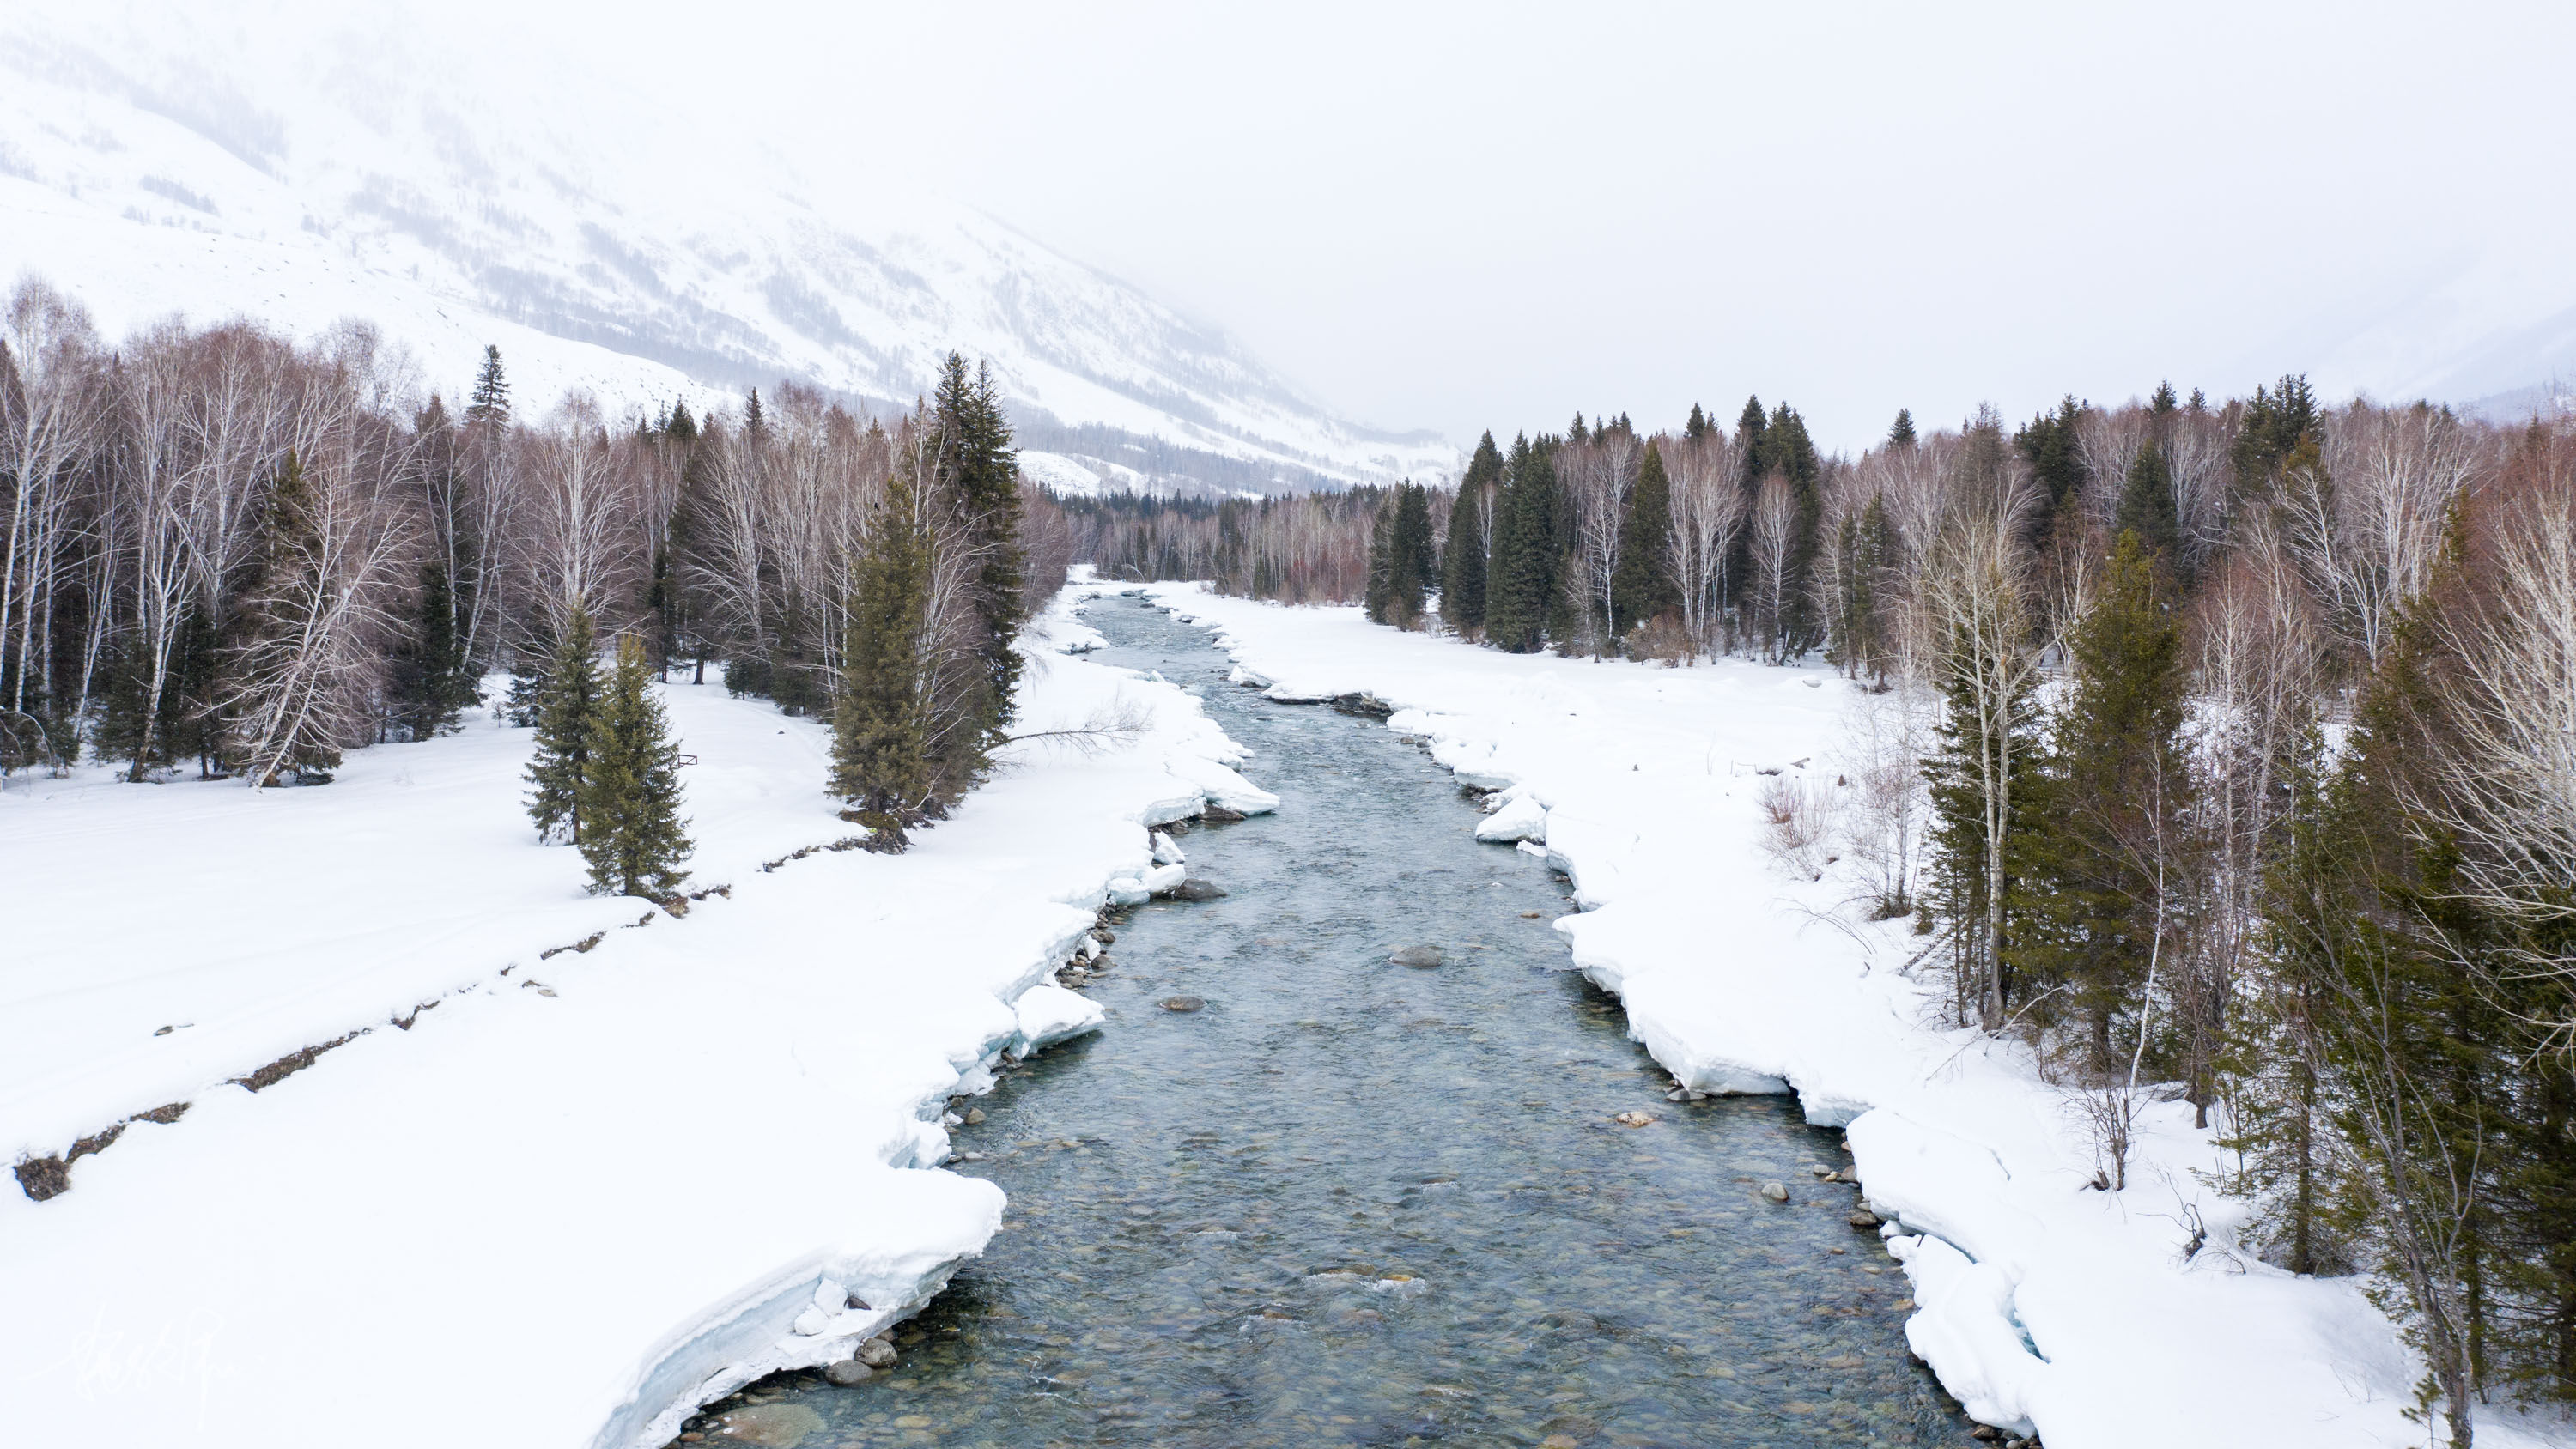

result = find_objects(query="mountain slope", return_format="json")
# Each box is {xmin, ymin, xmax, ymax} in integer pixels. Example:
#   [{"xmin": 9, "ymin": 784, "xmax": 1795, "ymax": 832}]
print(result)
[{"xmin": 0, "ymin": 8, "xmax": 1455, "ymax": 493}]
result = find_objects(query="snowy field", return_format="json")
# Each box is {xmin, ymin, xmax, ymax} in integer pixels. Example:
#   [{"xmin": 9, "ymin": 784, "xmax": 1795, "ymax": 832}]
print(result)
[
  {"xmin": 0, "ymin": 587, "xmax": 1275, "ymax": 1447},
  {"xmin": 1141, "ymin": 582, "xmax": 2567, "ymax": 1449}
]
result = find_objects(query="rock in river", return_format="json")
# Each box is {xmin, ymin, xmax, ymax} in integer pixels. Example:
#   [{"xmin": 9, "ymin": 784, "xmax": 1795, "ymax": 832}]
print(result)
[
  {"xmin": 1170, "ymin": 879, "xmax": 1229, "ymax": 901},
  {"xmin": 1760, "ymin": 1180, "xmax": 1790, "ymax": 1203},
  {"xmin": 823, "ymin": 1359, "xmax": 874, "ymax": 1386},
  {"xmin": 712, "ymin": 1403, "xmax": 824, "ymax": 1447},
  {"xmin": 1161, "ymin": 996, "xmax": 1206, "ymax": 1012},
  {"xmin": 1389, "ymin": 944, "xmax": 1443, "ymax": 967}
]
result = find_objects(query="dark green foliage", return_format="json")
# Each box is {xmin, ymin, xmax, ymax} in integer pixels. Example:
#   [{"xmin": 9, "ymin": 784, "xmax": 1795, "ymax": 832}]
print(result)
[
  {"xmin": 1826, "ymin": 494, "xmax": 1898, "ymax": 682},
  {"xmin": 1364, "ymin": 482, "xmax": 1437, "ymax": 629},
  {"xmin": 2012, "ymin": 531, "xmax": 2190, "ymax": 1066},
  {"xmin": 1610, "ymin": 439, "xmax": 1679, "ymax": 634},
  {"xmin": 2014, "ymin": 396, "xmax": 2087, "ymax": 538},
  {"xmin": 935, "ymin": 353, "xmax": 1026, "ymax": 753},
  {"xmin": 525, "ymin": 604, "xmax": 600, "ymax": 845},
  {"xmin": 1922, "ymin": 610, "xmax": 2047, "ymax": 1028},
  {"xmin": 662, "ymin": 400, "xmax": 699, "ymax": 443},
  {"xmin": 1765, "ymin": 403, "xmax": 1826, "ymax": 654},
  {"xmin": 1484, "ymin": 435, "xmax": 1558, "ymax": 653},
  {"xmin": 1889, "ymin": 409, "xmax": 1917, "ymax": 448},
  {"xmin": 744, "ymin": 386, "xmax": 766, "ymax": 433},
  {"xmin": 1441, "ymin": 433, "xmax": 1502, "ymax": 634},
  {"xmin": 2115, "ymin": 443, "xmax": 2182, "ymax": 564},
  {"xmin": 465, "ymin": 345, "xmax": 509, "ymax": 427},
  {"xmin": 2233, "ymin": 373, "xmax": 2318, "ymax": 488},
  {"xmin": 386, "ymin": 561, "xmax": 477, "ymax": 740},
  {"xmin": 1735, "ymin": 397, "xmax": 1768, "ymax": 490},
  {"xmin": 2149, "ymin": 380, "xmax": 2178, "ymax": 415},
  {"xmin": 577, "ymin": 634, "xmax": 692, "ymax": 899},
  {"xmin": 1684, "ymin": 403, "xmax": 1710, "ymax": 441},
  {"xmin": 829, "ymin": 472, "xmax": 934, "ymax": 849}
]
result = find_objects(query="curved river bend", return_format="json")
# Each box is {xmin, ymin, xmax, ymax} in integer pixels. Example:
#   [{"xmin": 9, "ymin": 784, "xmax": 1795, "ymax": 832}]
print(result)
[{"xmin": 674, "ymin": 599, "xmax": 1969, "ymax": 1449}]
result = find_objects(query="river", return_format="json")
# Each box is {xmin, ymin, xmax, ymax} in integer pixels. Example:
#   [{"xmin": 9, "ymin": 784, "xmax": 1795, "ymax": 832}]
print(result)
[{"xmin": 673, "ymin": 596, "xmax": 1968, "ymax": 1449}]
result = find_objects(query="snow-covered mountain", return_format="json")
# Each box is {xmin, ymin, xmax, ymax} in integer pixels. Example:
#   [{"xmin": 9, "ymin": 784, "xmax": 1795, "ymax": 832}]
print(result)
[{"xmin": 0, "ymin": 8, "xmax": 1455, "ymax": 494}]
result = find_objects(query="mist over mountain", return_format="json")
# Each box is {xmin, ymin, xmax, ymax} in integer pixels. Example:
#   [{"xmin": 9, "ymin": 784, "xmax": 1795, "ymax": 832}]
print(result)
[{"xmin": 0, "ymin": 8, "xmax": 1456, "ymax": 496}]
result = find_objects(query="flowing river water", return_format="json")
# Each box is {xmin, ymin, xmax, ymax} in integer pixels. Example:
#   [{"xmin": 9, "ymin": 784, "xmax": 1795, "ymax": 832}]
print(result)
[{"xmin": 675, "ymin": 598, "xmax": 1971, "ymax": 1449}]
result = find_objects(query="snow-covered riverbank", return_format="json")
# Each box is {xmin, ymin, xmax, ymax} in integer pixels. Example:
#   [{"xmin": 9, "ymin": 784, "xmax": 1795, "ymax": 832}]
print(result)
[
  {"xmin": 0, "ymin": 588, "xmax": 1273, "ymax": 1447},
  {"xmin": 1140, "ymin": 582, "xmax": 2563, "ymax": 1449}
]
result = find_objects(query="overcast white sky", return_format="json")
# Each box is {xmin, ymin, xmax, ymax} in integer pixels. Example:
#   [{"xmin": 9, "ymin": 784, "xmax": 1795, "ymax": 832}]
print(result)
[{"xmin": 83, "ymin": 1, "xmax": 2576, "ymax": 449}]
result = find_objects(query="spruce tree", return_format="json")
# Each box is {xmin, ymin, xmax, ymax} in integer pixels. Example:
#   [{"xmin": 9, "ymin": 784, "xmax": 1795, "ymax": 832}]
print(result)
[
  {"xmin": 1685, "ymin": 403, "xmax": 1710, "ymax": 441},
  {"xmin": 525, "ymin": 603, "xmax": 601, "ymax": 845},
  {"xmin": 388, "ymin": 560, "xmax": 474, "ymax": 739},
  {"xmin": 1441, "ymin": 433, "xmax": 1502, "ymax": 634},
  {"xmin": 2115, "ymin": 441, "xmax": 2181, "ymax": 564},
  {"xmin": 1610, "ymin": 438, "xmax": 1679, "ymax": 635},
  {"xmin": 465, "ymin": 346, "xmax": 510, "ymax": 427},
  {"xmin": 2014, "ymin": 396, "xmax": 2087, "ymax": 539},
  {"xmin": 1889, "ymin": 409, "xmax": 1917, "ymax": 447},
  {"xmin": 1364, "ymin": 488, "xmax": 1397, "ymax": 624},
  {"xmin": 934, "ymin": 354, "xmax": 1025, "ymax": 756},
  {"xmin": 577, "ymin": 634, "xmax": 692, "ymax": 898},
  {"xmin": 1735, "ymin": 397, "xmax": 1769, "ymax": 490},
  {"xmin": 2015, "ymin": 530, "xmax": 2191, "ymax": 1066},
  {"xmin": 830, "ymin": 473, "xmax": 934, "ymax": 849},
  {"xmin": 1484, "ymin": 435, "xmax": 1558, "ymax": 653}
]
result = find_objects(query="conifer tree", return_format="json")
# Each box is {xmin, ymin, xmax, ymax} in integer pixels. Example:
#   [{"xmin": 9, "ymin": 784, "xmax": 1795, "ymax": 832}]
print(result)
[
  {"xmin": 2115, "ymin": 442, "xmax": 2182, "ymax": 564},
  {"xmin": 1364, "ymin": 483, "xmax": 1435, "ymax": 628},
  {"xmin": 1610, "ymin": 438, "xmax": 1679, "ymax": 634},
  {"xmin": 2014, "ymin": 396, "xmax": 2087, "ymax": 539},
  {"xmin": 1889, "ymin": 409, "xmax": 1917, "ymax": 447},
  {"xmin": 1685, "ymin": 403, "xmax": 1710, "ymax": 441},
  {"xmin": 1735, "ymin": 397, "xmax": 1769, "ymax": 490},
  {"xmin": 2014, "ymin": 530, "xmax": 2190, "ymax": 1066},
  {"xmin": 934, "ymin": 354, "xmax": 1026, "ymax": 753},
  {"xmin": 1441, "ymin": 433, "xmax": 1502, "ymax": 634},
  {"xmin": 1484, "ymin": 435, "xmax": 1558, "ymax": 652},
  {"xmin": 577, "ymin": 634, "xmax": 692, "ymax": 899},
  {"xmin": 525, "ymin": 603, "xmax": 601, "ymax": 844},
  {"xmin": 387, "ymin": 560, "xmax": 474, "ymax": 739},
  {"xmin": 830, "ymin": 473, "xmax": 934, "ymax": 849},
  {"xmin": 465, "ymin": 346, "xmax": 510, "ymax": 427}
]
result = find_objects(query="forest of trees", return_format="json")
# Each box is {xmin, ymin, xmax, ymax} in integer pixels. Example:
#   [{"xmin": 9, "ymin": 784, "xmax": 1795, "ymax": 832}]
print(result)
[
  {"xmin": 0, "ymin": 279, "xmax": 1068, "ymax": 855},
  {"xmin": 1084, "ymin": 383, "xmax": 2576, "ymax": 1439}
]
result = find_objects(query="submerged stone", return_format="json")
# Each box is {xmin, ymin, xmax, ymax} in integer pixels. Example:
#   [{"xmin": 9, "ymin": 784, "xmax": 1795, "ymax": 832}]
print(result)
[{"xmin": 1389, "ymin": 945, "xmax": 1443, "ymax": 967}]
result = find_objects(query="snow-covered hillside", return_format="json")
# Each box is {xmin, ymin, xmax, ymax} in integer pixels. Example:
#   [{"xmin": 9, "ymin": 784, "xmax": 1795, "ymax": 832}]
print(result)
[{"xmin": 0, "ymin": 8, "xmax": 1455, "ymax": 493}]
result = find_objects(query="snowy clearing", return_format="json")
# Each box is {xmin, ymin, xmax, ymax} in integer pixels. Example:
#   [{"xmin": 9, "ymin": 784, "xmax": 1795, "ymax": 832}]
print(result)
[
  {"xmin": 0, "ymin": 589, "xmax": 1273, "ymax": 1447},
  {"xmin": 1139, "ymin": 582, "xmax": 2568, "ymax": 1449}
]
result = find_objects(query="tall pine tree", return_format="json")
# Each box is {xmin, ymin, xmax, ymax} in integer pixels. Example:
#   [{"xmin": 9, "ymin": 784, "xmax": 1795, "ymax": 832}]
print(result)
[
  {"xmin": 934, "ymin": 354, "xmax": 1025, "ymax": 753},
  {"xmin": 578, "ymin": 634, "xmax": 692, "ymax": 899},
  {"xmin": 830, "ymin": 472, "xmax": 934, "ymax": 849},
  {"xmin": 1610, "ymin": 438, "xmax": 1679, "ymax": 635},
  {"xmin": 465, "ymin": 345, "xmax": 510, "ymax": 428},
  {"xmin": 1484, "ymin": 435, "xmax": 1558, "ymax": 652},
  {"xmin": 1440, "ymin": 433, "xmax": 1502, "ymax": 635},
  {"xmin": 525, "ymin": 603, "xmax": 601, "ymax": 844}
]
